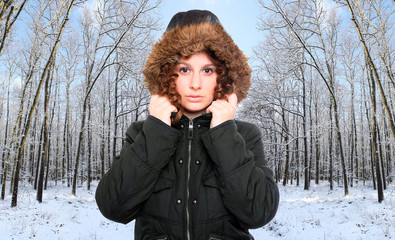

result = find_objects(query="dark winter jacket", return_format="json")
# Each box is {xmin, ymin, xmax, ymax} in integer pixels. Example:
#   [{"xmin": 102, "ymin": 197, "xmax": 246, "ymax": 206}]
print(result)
[{"xmin": 95, "ymin": 113, "xmax": 279, "ymax": 240}]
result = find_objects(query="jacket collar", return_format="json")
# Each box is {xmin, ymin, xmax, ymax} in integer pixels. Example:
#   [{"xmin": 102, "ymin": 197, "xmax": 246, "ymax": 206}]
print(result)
[{"xmin": 172, "ymin": 112, "xmax": 212, "ymax": 129}]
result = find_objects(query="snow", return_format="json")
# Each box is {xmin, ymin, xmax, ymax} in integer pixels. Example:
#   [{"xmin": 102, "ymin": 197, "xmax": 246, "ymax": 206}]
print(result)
[{"xmin": 1, "ymin": 182, "xmax": 393, "ymax": 240}]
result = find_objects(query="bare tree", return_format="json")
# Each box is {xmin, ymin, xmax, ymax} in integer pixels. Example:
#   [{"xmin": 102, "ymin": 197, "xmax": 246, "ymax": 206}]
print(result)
[
  {"xmin": 11, "ymin": 0, "xmax": 75, "ymax": 207},
  {"xmin": 0, "ymin": 0, "xmax": 160, "ymax": 205},
  {"xmin": 296, "ymin": 64, "xmax": 310, "ymax": 190},
  {"xmin": 0, "ymin": 0, "xmax": 27, "ymax": 55},
  {"xmin": 0, "ymin": 56, "xmax": 15, "ymax": 189},
  {"xmin": 259, "ymin": 0, "xmax": 349, "ymax": 195},
  {"xmin": 367, "ymin": 61, "xmax": 384, "ymax": 202},
  {"xmin": 36, "ymin": 60, "xmax": 54, "ymax": 203},
  {"xmin": 343, "ymin": 0, "xmax": 395, "ymax": 140},
  {"xmin": 71, "ymin": 0, "xmax": 160, "ymax": 196},
  {"xmin": 1, "ymin": 3, "xmax": 48, "ymax": 199},
  {"xmin": 339, "ymin": 32, "xmax": 361, "ymax": 186}
]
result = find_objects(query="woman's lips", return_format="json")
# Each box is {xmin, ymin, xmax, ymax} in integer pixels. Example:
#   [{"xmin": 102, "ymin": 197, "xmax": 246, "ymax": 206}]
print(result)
[{"xmin": 186, "ymin": 95, "xmax": 203, "ymax": 102}]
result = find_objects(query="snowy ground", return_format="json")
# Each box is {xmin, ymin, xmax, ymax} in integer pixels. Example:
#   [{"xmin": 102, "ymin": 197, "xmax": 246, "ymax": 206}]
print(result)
[{"xmin": 0, "ymin": 182, "xmax": 394, "ymax": 240}]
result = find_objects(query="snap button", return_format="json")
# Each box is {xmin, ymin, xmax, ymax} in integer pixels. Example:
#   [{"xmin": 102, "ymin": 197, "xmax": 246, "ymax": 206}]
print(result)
[
  {"xmin": 179, "ymin": 159, "xmax": 183, "ymax": 164},
  {"xmin": 177, "ymin": 199, "xmax": 182, "ymax": 204},
  {"xmin": 180, "ymin": 124, "xmax": 184, "ymax": 129},
  {"xmin": 197, "ymin": 124, "xmax": 201, "ymax": 128},
  {"xmin": 192, "ymin": 200, "xmax": 197, "ymax": 204},
  {"xmin": 195, "ymin": 160, "xmax": 200, "ymax": 165}
]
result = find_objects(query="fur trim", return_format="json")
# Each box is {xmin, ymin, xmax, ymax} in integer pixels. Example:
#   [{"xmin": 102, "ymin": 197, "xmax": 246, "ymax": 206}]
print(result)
[{"xmin": 143, "ymin": 22, "xmax": 251, "ymax": 103}]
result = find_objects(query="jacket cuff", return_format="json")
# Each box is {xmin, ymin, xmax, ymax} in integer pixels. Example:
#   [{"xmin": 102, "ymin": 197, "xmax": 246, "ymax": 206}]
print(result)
[
  {"xmin": 139, "ymin": 115, "xmax": 180, "ymax": 171},
  {"xmin": 203, "ymin": 120, "xmax": 252, "ymax": 174}
]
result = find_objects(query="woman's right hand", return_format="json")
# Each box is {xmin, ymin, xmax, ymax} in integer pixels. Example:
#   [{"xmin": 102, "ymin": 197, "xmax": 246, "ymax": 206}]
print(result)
[{"xmin": 148, "ymin": 94, "xmax": 178, "ymax": 126}]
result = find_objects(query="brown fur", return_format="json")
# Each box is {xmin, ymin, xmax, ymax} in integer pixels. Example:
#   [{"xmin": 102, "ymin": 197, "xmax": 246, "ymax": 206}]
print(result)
[{"xmin": 143, "ymin": 22, "xmax": 251, "ymax": 104}]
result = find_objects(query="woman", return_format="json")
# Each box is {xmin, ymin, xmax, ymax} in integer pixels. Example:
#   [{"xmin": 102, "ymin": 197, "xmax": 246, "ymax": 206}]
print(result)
[{"xmin": 96, "ymin": 10, "xmax": 279, "ymax": 240}]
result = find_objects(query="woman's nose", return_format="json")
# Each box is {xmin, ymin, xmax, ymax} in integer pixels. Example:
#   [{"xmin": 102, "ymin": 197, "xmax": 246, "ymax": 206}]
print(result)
[{"xmin": 189, "ymin": 73, "xmax": 201, "ymax": 89}]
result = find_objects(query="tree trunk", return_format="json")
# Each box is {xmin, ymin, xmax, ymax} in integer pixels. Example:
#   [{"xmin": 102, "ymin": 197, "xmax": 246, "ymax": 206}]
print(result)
[
  {"xmin": 300, "ymin": 66, "xmax": 309, "ymax": 190},
  {"xmin": 87, "ymin": 98, "xmax": 92, "ymax": 191},
  {"xmin": 329, "ymin": 103, "xmax": 333, "ymax": 190},
  {"xmin": 112, "ymin": 66, "xmax": 121, "ymax": 160},
  {"xmin": 34, "ymin": 125, "xmax": 44, "ymax": 190},
  {"xmin": 100, "ymin": 97, "xmax": 106, "ymax": 179},
  {"xmin": 72, "ymin": 101, "xmax": 87, "ymax": 196},
  {"xmin": 54, "ymin": 82, "xmax": 61, "ymax": 186},
  {"xmin": 37, "ymin": 61, "xmax": 53, "ymax": 203},
  {"xmin": 45, "ymin": 80, "xmax": 56, "ymax": 190},
  {"xmin": 352, "ymin": 84, "xmax": 359, "ymax": 184},
  {"xmin": 375, "ymin": 122, "xmax": 386, "ymax": 190},
  {"xmin": 295, "ymin": 115, "xmax": 300, "ymax": 187},
  {"xmin": 314, "ymin": 91, "xmax": 320, "ymax": 184},
  {"xmin": 62, "ymin": 78, "xmax": 71, "ymax": 186},
  {"xmin": 1, "ymin": 70, "xmax": 12, "ymax": 185},
  {"xmin": 329, "ymin": 77, "xmax": 348, "ymax": 194},
  {"xmin": 282, "ymin": 107, "xmax": 290, "ymax": 186},
  {"xmin": 107, "ymin": 87, "xmax": 112, "ymax": 170},
  {"xmin": 28, "ymin": 116, "xmax": 38, "ymax": 184},
  {"xmin": 349, "ymin": 81, "xmax": 356, "ymax": 187},
  {"xmin": 1, "ymin": 71, "xmax": 11, "ymax": 187},
  {"xmin": 383, "ymin": 118, "xmax": 392, "ymax": 183},
  {"xmin": 273, "ymin": 131, "xmax": 280, "ymax": 183},
  {"xmin": 368, "ymin": 64, "xmax": 384, "ymax": 203}
]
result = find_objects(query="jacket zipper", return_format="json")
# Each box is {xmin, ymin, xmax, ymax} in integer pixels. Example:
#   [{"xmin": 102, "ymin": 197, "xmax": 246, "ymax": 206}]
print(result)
[{"xmin": 186, "ymin": 119, "xmax": 193, "ymax": 240}]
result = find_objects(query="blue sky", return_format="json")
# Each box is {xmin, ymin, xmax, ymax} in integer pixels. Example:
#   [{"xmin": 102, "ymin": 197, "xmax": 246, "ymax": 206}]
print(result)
[{"xmin": 156, "ymin": 0, "xmax": 263, "ymax": 59}]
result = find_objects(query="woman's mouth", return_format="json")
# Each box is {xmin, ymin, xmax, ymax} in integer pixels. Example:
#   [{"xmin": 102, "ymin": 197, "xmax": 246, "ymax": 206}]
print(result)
[{"xmin": 186, "ymin": 95, "xmax": 203, "ymax": 102}]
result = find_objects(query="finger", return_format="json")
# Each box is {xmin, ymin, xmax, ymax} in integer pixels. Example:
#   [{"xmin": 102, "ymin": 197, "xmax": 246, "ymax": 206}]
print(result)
[
  {"xmin": 170, "ymin": 105, "xmax": 178, "ymax": 113},
  {"xmin": 227, "ymin": 93, "xmax": 238, "ymax": 107},
  {"xmin": 211, "ymin": 100, "xmax": 232, "ymax": 112},
  {"xmin": 150, "ymin": 94, "xmax": 159, "ymax": 101},
  {"xmin": 206, "ymin": 105, "xmax": 213, "ymax": 113},
  {"xmin": 206, "ymin": 101, "xmax": 221, "ymax": 114},
  {"xmin": 206, "ymin": 102, "xmax": 217, "ymax": 113}
]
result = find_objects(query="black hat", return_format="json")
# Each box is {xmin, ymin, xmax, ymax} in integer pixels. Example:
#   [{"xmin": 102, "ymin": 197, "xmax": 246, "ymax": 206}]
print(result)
[{"xmin": 166, "ymin": 10, "xmax": 221, "ymax": 31}]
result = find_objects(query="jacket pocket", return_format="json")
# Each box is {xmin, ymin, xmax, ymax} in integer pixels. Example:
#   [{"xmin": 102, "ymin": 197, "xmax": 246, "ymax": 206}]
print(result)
[
  {"xmin": 203, "ymin": 171, "xmax": 219, "ymax": 189},
  {"xmin": 144, "ymin": 173, "xmax": 175, "ymax": 218},
  {"xmin": 153, "ymin": 172, "xmax": 175, "ymax": 192},
  {"xmin": 153, "ymin": 177, "xmax": 173, "ymax": 192}
]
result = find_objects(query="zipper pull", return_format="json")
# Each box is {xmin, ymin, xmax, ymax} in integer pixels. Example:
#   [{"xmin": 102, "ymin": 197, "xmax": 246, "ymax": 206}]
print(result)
[{"xmin": 188, "ymin": 119, "xmax": 193, "ymax": 140}]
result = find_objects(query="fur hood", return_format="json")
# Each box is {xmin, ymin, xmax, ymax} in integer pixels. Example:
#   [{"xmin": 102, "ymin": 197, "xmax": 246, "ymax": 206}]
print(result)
[{"xmin": 143, "ymin": 11, "xmax": 251, "ymax": 103}]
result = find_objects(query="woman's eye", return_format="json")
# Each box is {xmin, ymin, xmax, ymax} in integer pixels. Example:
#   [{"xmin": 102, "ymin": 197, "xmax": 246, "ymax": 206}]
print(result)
[
  {"xmin": 179, "ymin": 67, "xmax": 190, "ymax": 73},
  {"xmin": 203, "ymin": 68, "xmax": 213, "ymax": 74}
]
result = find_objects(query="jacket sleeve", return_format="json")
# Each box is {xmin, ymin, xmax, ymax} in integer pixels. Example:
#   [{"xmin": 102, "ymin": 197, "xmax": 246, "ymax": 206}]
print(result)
[
  {"xmin": 201, "ymin": 120, "xmax": 279, "ymax": 229},
  {"xmin": 95, "ymin": 116, "xmax": 180, "ymax": 224}
]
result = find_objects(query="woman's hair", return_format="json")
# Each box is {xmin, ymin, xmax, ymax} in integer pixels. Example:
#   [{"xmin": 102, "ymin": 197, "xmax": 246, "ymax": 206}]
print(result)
[
  {"xmin": 157, "ymin": 51, "xmax": 232, "ymax": 124},
  {"xmin": 143, "ymin": 10, "xmax": 251, "ymax": 123}
]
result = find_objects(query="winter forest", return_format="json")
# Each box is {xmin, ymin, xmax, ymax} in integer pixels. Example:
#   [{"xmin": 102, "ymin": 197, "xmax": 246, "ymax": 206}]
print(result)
[{"xmin": 0, "ymin": 0, "xmax": 394, "ymax": 238}]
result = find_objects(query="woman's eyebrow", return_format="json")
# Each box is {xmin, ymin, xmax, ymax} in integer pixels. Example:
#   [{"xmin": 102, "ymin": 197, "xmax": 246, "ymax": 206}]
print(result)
[
  {"xmin": 202, "ymin": 64, "xmax": 216, "ymax": 68},
  {"xmin": 176, "ymin": 62, "xmax": 216, "ymax": 69},
  {"xmin": 177, "ymin": 61, "xmax": 191, "ymax": 66}
]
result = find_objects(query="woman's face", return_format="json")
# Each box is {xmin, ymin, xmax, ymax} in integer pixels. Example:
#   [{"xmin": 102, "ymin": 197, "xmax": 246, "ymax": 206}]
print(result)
[{"xmin": 175, "ymin": 51, "xmax": 218, "ymax": 119}]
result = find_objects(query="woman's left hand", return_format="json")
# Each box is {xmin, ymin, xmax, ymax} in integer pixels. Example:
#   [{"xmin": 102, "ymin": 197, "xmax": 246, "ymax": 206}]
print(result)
[{"xmin": 206, "ymin": 93, "xmax": 238, "ymax": 128}]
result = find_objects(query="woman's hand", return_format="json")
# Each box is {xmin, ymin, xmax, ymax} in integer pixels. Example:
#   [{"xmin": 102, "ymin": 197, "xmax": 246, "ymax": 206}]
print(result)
[
  {"xmin": 206, "ymin": 93, "xmax": 238, "ymax": 128},
  {"xmin": 149, "ymin": 94, "xmax": 177, "ymax": 126}
]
